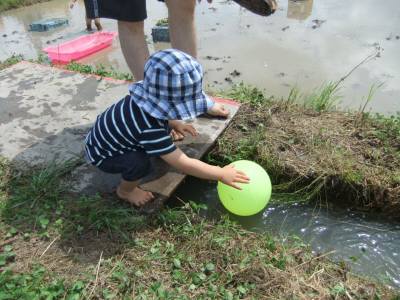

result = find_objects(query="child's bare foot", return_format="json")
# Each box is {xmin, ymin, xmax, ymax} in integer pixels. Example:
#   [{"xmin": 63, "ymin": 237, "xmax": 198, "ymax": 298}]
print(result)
[
  {"xmin": 117, "ymin": 186, "xmax": 154, "ymax": 207},
  {"xmin": 207, "ymin": 102, "xmax": 230, "ymax": 118}
]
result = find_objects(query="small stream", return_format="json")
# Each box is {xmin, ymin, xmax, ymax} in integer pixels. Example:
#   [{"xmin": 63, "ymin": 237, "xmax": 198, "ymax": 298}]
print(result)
[{"xmin": 174, "ymin": 178, "xmax": 400, "ymax": 288}]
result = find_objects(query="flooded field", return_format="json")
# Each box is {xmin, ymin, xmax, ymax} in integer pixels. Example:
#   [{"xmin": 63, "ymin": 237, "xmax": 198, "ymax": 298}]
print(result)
[{"xmin": 1, "ymin": 0, "xmax": 399, "ymax": 114}]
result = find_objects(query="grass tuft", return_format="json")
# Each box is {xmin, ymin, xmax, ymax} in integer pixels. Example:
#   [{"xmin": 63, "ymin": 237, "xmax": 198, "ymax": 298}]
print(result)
[
  {"xmin": 65, "ymin": 62, "xmax": 133, "ymax": 81},
  {"xmin": 221, "ymin": 82, "xmax": 269, "ymax": 106},
  {"xmin": 0, "ymin": 54, "xmax": 23, "ymax": 70},
  {"xmin": 304, "ymin": 82, "xmax": 342, "ymax": 112},
  {"xmin": 155, "ymin": 18, "xmax": 169, "ymax": 27}
]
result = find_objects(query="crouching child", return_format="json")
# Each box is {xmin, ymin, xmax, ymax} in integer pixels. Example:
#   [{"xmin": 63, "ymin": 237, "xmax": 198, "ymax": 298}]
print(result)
[{"xmin": 84, "ymin": 49, "xmax": 249, "ymax": 206}]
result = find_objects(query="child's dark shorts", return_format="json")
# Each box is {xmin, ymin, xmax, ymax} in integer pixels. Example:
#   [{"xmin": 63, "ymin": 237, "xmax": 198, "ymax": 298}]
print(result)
[
  {"xmin": 96, "ymin": 0, "xmax": 165, "ymax": 22},
  {"xmin": 97, "ymin": 151, "xmax": 152, "ymax": 181}
]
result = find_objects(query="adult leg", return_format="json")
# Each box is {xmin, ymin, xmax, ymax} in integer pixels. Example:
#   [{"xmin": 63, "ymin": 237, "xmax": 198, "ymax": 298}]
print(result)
[
  {"xmin": 165, "ymin": 0, "xmax": 197, "ymax": 58},
  {"xmin": 94, "ymin": 18, "xmax": 102, "ymax": 31},
  {"xmin": 85, "ymin": 17, "xmax": 93, "ymax": 31},
  {"xmin": 118, "ymin": 20, "xmax": 149, "ymax": 81}
]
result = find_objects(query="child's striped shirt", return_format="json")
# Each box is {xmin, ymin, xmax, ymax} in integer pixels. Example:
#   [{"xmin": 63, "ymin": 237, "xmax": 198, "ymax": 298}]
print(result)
[{"xmin": 84, "ymin": 94, "xmax": 176, "ymax": 166}]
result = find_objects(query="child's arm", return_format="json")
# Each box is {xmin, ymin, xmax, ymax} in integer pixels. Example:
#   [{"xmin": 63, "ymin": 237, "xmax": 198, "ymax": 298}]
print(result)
[{"xmin": 161, "ymin": 148, "xmax": 249, "ymax": 189}]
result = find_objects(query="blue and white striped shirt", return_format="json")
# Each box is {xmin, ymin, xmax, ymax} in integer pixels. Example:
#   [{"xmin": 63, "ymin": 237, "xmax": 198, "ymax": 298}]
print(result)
[{"xmin": 85, "ymin": 95, "xmax": 176, "ymax": 166}]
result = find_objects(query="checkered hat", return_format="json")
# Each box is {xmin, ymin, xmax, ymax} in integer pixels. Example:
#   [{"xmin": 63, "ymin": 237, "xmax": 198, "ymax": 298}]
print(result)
[{"xmin": 129, "ymin": 49, "xmax": 214, "ymax": 120}]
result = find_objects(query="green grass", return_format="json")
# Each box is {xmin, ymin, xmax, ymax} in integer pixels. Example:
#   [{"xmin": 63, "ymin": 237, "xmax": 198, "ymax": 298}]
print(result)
[
  {"xmin": 155, "ymin": 18, "xmax": 169, "ymax": 27},
  {"xmin": 0, "ymin": 0, "xmax": 49, "ymax": 12},
  {"xmin": 0, "ymin": 55, "xmax": 134, "ymax": 81},
  {"xmin": 221, "ymin": 82, "xmax": 269, "ymax": 106},
  {"xmin": 0, "ymin": 55, "xmax": 23, "ymax": 70},
  {"xmin": 1, "ymin": 161, "xmax": 397, "ymax": 299},
  {"xmin": 304, "ymin": 82, "xmax": 342, "ymax": 112},
  {"xmin": 65, "ymin": 62, "xmax": 133, "ymax": 81},
  {"xmin": 221, "ymin": 81, "xmax": 341, "ymax": 112},
  {"xmin": 0, "ymin": 265, "xmax": 85, "ymax": 299}
]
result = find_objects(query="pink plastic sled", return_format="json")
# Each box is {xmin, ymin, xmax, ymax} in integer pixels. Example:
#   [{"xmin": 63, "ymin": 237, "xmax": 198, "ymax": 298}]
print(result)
[{"xmin": 43, "ymin": 31, "xmax": 118, "ymax": 64}]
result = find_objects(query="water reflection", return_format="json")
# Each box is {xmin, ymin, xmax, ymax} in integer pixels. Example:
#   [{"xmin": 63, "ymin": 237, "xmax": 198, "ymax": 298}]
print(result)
[{"xmin": 287, "ymin": 0, "xmax": 314, "ymax": 20}]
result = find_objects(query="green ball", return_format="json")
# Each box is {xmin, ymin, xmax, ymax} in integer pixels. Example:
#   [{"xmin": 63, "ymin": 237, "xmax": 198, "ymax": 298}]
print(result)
[{"xmin": 217, "ymin": 160, "xmax": 272, "ymax": 216}]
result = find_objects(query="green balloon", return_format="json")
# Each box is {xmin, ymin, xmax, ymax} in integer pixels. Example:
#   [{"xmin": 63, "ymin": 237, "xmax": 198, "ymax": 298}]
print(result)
[{"xmin": 217, "ymin": 160, "xmax": 272, "ymax": 216}]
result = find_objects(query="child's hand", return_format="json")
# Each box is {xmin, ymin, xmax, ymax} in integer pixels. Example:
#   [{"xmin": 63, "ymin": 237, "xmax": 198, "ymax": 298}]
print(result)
[
  {"xmin": 169, "ymin": 120, "xmax": 198, "ymax": 141},
  {"xmin": 207, "ymin": 102, "xmax": 229, "ymax": 118},
  {"xmin": 220, "ymin": 165, "xmax": 249, "ymax": 190}
]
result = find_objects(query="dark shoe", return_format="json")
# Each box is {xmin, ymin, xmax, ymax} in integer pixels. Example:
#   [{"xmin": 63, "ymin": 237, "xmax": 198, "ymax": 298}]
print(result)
[{"xmin": 232, "ymin": 0, "xmax": 277, "ymax": 16}]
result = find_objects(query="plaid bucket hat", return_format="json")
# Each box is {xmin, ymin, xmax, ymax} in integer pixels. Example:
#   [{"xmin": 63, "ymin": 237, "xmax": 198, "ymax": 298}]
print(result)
[{"xmin": 129, "ymin": 49, "xmax": 214, "ymax": 120}]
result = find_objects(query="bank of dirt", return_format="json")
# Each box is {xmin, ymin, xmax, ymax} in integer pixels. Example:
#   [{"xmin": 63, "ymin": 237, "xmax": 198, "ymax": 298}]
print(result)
[
  {"xmin": 210, "ymin": 99, "xmax": 400, "ymax": 216},
  {"xmin": 0, "ymin": 0, "xmax": 51, "ymax": 12}
]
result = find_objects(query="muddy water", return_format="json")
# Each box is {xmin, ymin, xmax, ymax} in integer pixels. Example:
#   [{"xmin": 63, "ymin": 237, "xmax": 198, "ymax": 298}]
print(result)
[
  {"xmin": 1, "ymin": 0, "xmax": 400, "ymax": 114},
  {"xmin": 175, "ymin": 178, "xmax": 400, "ymax": 288}
]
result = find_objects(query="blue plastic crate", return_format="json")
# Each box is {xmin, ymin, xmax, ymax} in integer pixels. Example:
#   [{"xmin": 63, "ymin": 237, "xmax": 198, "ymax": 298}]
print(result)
[
  {"xmin": 29, "ymin": 18, "xmax": 69, "ymax": 32},
  {"xmin": 151, "ymin": 26, "xmax": 170, "ymax": 43}
]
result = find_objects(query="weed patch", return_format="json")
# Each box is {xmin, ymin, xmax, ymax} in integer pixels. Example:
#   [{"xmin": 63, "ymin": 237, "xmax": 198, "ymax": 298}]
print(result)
[
  {"xmin": 65, "ymin": 62, "xmax": 133, "ymax": 81},
  {"xmin": 304, "ymin": 81, "xmax": 341, "ymax": 112},
  {"xmin": 1, "ymin": 55, "xmax": 134, "ymax": 81},
  {"xmin": 0, "ymin": 55, "xmax": 23, "ymax": 70},
  {"xmin": 211, "ymin": 84, "xmax": 400, "ymax": 214}
]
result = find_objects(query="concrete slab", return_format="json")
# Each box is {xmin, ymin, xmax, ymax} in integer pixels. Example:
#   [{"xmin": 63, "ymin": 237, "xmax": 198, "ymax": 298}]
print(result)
[
  {"xmin": 0, "ymin": 61, "xmax": 128, "ymax": 168},
  {"xmin": 0, "ymin": 61, "xmax": 239, "ymax": 211}
]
